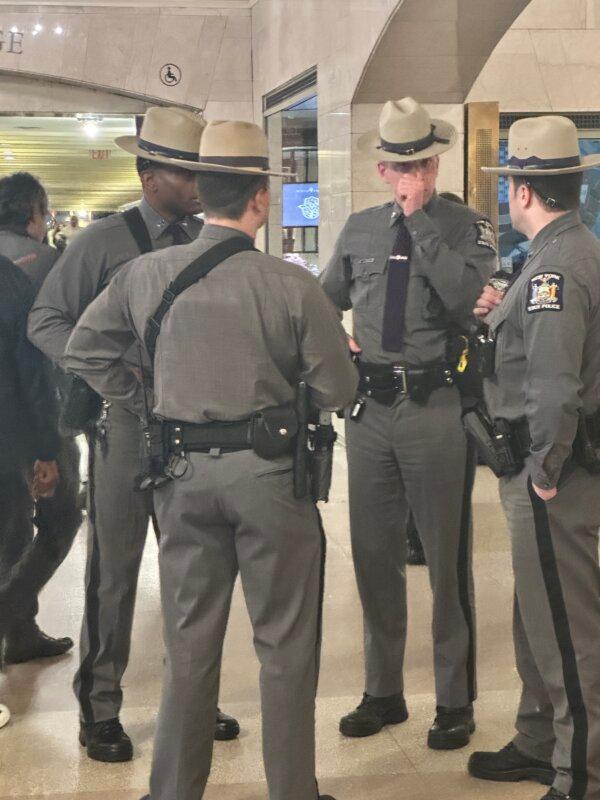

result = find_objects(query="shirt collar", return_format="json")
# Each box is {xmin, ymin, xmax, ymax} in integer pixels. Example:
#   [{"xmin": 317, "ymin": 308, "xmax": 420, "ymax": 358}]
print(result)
[
  {"xmin": 138, "ymin": 197, "xmax": 194, "ymax": 241},
  {"xmin": 389, "ymin": 191, "xmax": 439, "ymax": 227},
  {"xmin": 198, "ymin": 223, "xmax": 254, "ymax": 244},
  {"xmin": 526, "ymin": 210, "xmax": 582, "ymax": 260}
]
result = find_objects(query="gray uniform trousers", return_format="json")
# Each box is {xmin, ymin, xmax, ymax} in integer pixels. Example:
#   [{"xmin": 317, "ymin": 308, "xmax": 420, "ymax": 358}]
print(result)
[
  {"xmin": 73, "ymin": 401, "xmax": 154, "ymax": 724},
  {"xmin": 499, "ymin": 465, "xmax": 600, "ymax": 800},
  {"xmin": 149, "ymin": 449, "xmax": 324, "ymax": 800},
  {"xmin": 345, "ymin": 385, "xmax": 477, "ymax": 708}
]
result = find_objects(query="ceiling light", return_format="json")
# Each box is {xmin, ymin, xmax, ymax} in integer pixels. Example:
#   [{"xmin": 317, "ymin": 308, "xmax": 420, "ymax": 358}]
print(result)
[
  {"xmin": 34, "ymin": 23, "xmax": 43, "ymax": 32},
  {"xmin": 10, "ymin": 26, "xmax": 19, "ymax": 34},
  {"xmin": 3, "ymin": 151, "xmax": 14, "ymax": 161},
  {"xmin": 54, "ymin": 25, "xmax": 63, "ymax": 35}
]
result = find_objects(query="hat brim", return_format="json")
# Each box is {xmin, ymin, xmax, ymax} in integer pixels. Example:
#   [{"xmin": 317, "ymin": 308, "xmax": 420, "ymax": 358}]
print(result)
[
  {"xmin": 358, "ymin": 118, "xmax": 458, "ymax": 162},
  {"xmin": 115, "ymin": 135, "xmax": 202, "ymax": 169},
  {"xmin": 482, "ymin": 153, "xmax": 600, "ymax": 176},
  {"xmin": 172, "ymin": 158, "xmax": 294, "ymax": 178}
]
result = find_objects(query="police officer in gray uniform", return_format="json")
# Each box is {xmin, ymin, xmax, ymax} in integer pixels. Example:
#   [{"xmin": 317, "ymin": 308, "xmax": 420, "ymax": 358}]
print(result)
[
  {"xmin": 468, "ymin": 116, "xmax": 600, "ymax": 800},
  {"xmin": 63, "ymin": 119, "xmax": 358, "ymax": 800},
  {"xmin": 321, "ymin": 98, "xmax": 496, "ymax": 748},
  {"xmin": 28, "ymin": 107, "xmax": 239, "ymax": 761}
]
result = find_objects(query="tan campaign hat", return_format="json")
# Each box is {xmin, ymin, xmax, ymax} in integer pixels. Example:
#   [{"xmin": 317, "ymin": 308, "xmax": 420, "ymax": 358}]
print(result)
[
  {"xmin": 115, "ymin": 106, "xmax": 206, "ymax": 168},
  {"xmin": 177, "ymin": 120, "xmax": 293, "ymax": 178},
  {"xmin": 358, "ymin": 97, "xmax": 457, "ymax": 163},
  {"xmin": 483, "ymin": 115, "xmax": 600, "ymax": 176}
]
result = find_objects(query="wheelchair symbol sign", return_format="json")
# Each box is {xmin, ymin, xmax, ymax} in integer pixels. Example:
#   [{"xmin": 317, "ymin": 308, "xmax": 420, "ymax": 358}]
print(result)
[{"xmin": 160, "ymin": 64, "xmax": 182, "ymax": 87}]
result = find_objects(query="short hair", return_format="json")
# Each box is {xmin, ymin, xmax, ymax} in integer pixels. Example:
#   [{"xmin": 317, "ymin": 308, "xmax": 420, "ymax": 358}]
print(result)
[
  {"xmin": 195, "ymin": 172, "xmax": 269, "ymax": 220},
  {"xmin": 136, "ymin": 156, "xmax": 154, "ymax": 176},
  {"xmin": 0, "ymin": 172, "xmax": 48, "ymax": 227},
  {"xmin": 512, "ymin": 172, "xmax": 582, "ymax": 212}
]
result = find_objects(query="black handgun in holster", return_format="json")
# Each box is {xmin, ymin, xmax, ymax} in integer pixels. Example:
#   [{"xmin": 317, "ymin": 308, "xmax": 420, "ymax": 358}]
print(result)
[
  {"xmin": 462, "ymin": 404, "xmax": 526, "ymax": 478},
  {"xmin": 573, "ymin": 409, "xmax": 600, "ymax": 474},
  {"xmin": 293, "ymin": 381, "xmax": 338, "ymax": 502},
  {"xmin": 135, "ymin": 416, "xmax": 172, "ymax": 492},
  {"xmin": 59, "ymin": 373, "xmax": 103, "ymax": 435}
]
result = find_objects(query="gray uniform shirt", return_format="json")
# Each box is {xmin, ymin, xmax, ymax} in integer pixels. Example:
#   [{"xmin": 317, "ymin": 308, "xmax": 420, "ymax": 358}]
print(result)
[
  {"xmin": 63, "ymin": 224, "xmax": 358, "ymax": 421},
  {"xmin": 485, "ymin": 211, "xmax": 600, "ymax": 489},
  {"xmin": 320, "ymin": 194, "xmax": 497, "ymax": 364},
  {"xmin": 0, "ymin": 228, "xmax": 59, "ymax": 294},
  {"xmin": 28, "ymin": 198, "xmax": 202, "ymax": 366}
]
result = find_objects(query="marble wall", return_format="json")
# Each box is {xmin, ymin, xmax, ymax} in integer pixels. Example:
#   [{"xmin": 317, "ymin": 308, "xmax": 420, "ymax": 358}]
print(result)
[
  {"xmin": 468, "ymin": 0, "xmax": 600, "ymax": 110},
  {"xmin": 252, "ymin": 0, "xmax": 399, "ymax": 261},
  {"xmin": 0, "ymin": 4, "xmax": 253, "ymax": 116}
]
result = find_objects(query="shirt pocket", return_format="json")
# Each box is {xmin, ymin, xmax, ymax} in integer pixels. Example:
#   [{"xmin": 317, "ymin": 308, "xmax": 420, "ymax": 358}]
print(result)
[{"xmin": 350, "ymin": 256, "xmax": 387, "ymax": 308}]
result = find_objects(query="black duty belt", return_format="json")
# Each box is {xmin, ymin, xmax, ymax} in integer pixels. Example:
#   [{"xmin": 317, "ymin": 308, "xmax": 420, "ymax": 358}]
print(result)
[
  {"xmin": 166, "ymin": 419, "xmax": 254, "ymax": 454},
  {"xmin": 357, "ymin": 361, "xmax": 455, "ymax": 405}
]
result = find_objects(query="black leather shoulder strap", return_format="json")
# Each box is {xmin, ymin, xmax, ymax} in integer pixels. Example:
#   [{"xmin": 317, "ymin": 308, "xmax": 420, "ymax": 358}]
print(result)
[
  {"xmin": 144, "ymin": 236, "xmax": 256, "ymax": 361},
  {"xmin": 122, "ymin": 207, "xmax": 153, "ymax": 255}
]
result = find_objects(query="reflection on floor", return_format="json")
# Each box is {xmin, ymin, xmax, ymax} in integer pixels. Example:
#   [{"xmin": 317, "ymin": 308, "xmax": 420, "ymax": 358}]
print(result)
[{"xmin": 0, "ymin": 451, "xmax": 544, "ymax": 800}]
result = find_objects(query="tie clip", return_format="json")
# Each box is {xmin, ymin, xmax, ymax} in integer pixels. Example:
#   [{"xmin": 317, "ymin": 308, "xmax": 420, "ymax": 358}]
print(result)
[{"xmin": 389, "ymin": 255, "xmax": 409, "ymax": 261}]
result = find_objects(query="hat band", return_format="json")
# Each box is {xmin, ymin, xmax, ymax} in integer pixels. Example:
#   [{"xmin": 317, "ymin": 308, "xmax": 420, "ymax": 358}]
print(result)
[
  {"xmin": 138, "ymin": 138, "xmax": 199, "ymax": 162},
  {"xmin": 377, "ymin": 125, "xmax": 450, "ymax": 157},
  {"xmin": 198, "ymin": 155, "xmax": 270, "ymax": 169},
  {"xmin": 506, "ymin": 154, "xmax": 581, "ymax": 170}
]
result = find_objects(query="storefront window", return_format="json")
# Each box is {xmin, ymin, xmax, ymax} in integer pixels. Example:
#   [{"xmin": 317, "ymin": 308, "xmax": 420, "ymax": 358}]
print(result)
[{"xmin": 266, "ymin": 94, "xmax": 319, "ymax": 274}]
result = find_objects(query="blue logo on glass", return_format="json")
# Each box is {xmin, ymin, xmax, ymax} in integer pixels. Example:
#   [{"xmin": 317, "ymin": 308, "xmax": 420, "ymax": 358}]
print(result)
[{"xmin": 282, "ymin": 183, "xmax": 320, "ymax": 227}]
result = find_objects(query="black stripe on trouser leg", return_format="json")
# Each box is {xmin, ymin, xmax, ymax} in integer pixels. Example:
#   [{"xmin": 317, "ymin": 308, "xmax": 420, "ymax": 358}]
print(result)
[
  {"xmin": 527, "ymin": 477, "xmax": 589, "ymax": 799},
  {"xmin": 314, "ymin": 507, "xmax": 327, "ymax": 800},
  {"xmin": 76, "ymin": 433, "xmax": 103, "ymax": 724},
  {"xmin": 457, "ymin": 437, "xmax": 477, "ymax": 703}
]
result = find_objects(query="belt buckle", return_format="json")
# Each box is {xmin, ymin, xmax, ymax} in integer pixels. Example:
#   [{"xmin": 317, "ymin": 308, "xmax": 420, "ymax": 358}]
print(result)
[{"xmin": 392, "ymin": 366, "xmax": 408, "ymax": 395}]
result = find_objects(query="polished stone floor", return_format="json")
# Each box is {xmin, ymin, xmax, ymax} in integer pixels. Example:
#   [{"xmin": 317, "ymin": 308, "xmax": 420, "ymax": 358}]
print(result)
[{"xmin": 0, "ymin": 448, "xmax": 545, "ymax": 800}]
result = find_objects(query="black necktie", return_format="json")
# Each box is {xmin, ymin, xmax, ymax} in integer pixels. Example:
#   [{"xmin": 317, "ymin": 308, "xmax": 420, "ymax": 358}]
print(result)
[
  {"xmin": 381, "ymin": 218, "xmax": 412, "ymax": 352},
  {"xmin": 164, "ymin": 222, "xmax": 189, "ymax": 246}
]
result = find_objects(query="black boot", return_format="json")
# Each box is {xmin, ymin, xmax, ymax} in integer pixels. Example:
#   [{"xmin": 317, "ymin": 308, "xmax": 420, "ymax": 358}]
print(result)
[
  {"xmin": 215, "ymin": 707, "xmax": 240, "ymax": 741},
  {"xmin": 4, "ymin": 623, "xmax": 73, "ymax": 664},
  {"xmin": 428, "ymin": 704, "xmax": 475, "ymax": 750},
  {"xmin": 540, "ymin": 789, "xmax": 572, "ymax": 799},
  {"xmin": 79, "ymin": 717, "xmax": 134, "ymax": 763},
  {"xmin": 468, "ymin": 742, "xmax": 554, "ymax": 785},
  {"xmin": 406, "ymin": 518, "xmax": 426, "ymax": 566},
  {"xmin": 339, "ymin": 693, "xmax": 408, "ymax": 737}
]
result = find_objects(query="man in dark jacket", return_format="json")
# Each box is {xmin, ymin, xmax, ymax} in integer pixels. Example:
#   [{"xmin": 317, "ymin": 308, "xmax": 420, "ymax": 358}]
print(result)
[{"xmin": 0, "ymin": 253, "xmax": 73, "ymax": 662}]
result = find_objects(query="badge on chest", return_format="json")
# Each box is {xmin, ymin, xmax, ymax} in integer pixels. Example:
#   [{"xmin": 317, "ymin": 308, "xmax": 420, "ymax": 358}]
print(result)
[{"xmin": 527, "ymin": 272, "xmax": 564, "ymax": 313}]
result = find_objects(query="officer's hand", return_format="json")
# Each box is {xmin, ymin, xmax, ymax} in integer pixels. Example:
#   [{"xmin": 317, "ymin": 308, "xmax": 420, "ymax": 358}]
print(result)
[
  {"xmin": 395, "ymin": 175, "xmax": 426, "ymax": 217},
  {"xmin": 474, "ymin": 285, "xmax": 504, "ymax": 319},
  {"xmin": 347, "ymin": 335, "xmax": 362, "ymax": 355},
  {"xmin": 532, "ymin": 483, "xmax": 557, "ymax": 502},
  {"xmin": 32, "ymin": 460, "xmax": 60, "ymax": 499}
]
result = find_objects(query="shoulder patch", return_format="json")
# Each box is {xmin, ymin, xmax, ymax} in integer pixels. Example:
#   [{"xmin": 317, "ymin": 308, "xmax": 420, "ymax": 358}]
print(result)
[
  {"xmin": 475, "ymin": 219, "xmax": 497, "ymax": 253},
  {"xmin": 527, "ymin": 272, "xmax": 564, "ymax": 313}
]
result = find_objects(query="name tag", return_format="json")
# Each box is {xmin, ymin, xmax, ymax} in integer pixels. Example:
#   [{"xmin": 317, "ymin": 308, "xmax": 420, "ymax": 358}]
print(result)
[
  {"xmin": 358, "ymin": 257, "xmax": 375, "ymax": 264},
  {"xmin": 389, "ymin": 255, "xmax": 409, "ymax": 261}
]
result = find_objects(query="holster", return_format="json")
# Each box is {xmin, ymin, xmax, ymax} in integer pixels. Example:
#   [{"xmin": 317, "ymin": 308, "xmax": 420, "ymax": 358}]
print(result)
[
  {"xmin": 59, "ymin": 373, "xmax": 103, "ymax": 435},
  {"xmin": 573, "ymin": 409, "xmax": 600, "ymax": 474},
  {"xmin": 462, "ymin": 405, "xmax": 527, "ymax": 478},
  {"xmin": 135, "ymin": 417, "xmax": 172, "ymax": 491},
  {"xmin": 308, "ymin": 418, "xmax": 337, "ymax": 503}
]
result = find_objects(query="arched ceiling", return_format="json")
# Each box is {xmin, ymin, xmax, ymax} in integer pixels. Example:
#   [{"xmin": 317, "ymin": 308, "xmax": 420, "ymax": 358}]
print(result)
[{"xmin": 353, "ymin": 0, "xmax": 532, "ymax": 104}]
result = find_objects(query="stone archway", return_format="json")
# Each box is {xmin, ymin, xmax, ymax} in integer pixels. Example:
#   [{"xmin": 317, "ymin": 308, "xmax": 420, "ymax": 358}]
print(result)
[{"xmin": 353, "ymin": 0, "xmax": 532, "ymax": 105}]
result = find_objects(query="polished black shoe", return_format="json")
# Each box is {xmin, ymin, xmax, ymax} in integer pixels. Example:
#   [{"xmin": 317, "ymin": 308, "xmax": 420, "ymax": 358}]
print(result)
[
  {"xmin": 468, "ymin": 741, "xmax": 554, "ymax": 785},
  {"xmin": 4, "ymin": 628, "xmax": 74, "ymax": 664},
  {"xmin": 215, "ymin": 707, "xmax": 240, "ymax": 741},
  {"xmin": 428, "ymin": 704, "xmax": 475, "ymax": 750},
  {"xmin": 79, "ymin": 717, "xmax": 134, "ymax": 762},
  {"xmin": 339, "ymin": 693, "xmax": 408, "ymax": 737},
  {"xmin": 540, "ymin": 790, "xmax": 573, "ymax": 799}
]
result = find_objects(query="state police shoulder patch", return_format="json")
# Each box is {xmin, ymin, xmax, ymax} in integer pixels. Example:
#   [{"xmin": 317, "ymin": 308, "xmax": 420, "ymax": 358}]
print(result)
[
  {"xmin": 527, "ymin": 272, "xmax": 564, "ymax": 313},
  {"xmin": 475, "ymin": 219, "xmax": 497, "ymax": 253}
]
